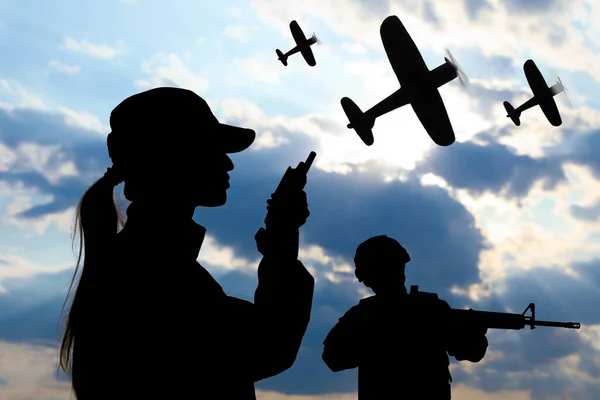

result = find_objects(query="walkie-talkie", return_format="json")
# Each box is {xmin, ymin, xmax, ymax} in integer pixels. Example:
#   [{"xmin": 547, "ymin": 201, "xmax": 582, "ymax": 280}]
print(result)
[
  {"xmin": 273, "ymin": 151, "xmax": 316, "ymax": 194},
  {"xmin": 255, "ymin": 151, "xmax": 317, "ymax": 256}
]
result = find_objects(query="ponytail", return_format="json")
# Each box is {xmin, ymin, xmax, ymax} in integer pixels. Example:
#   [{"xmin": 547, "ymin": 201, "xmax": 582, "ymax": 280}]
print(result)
[{"xmin": 58, "ymin": 168, "xmax": 125, "ymax": 377}]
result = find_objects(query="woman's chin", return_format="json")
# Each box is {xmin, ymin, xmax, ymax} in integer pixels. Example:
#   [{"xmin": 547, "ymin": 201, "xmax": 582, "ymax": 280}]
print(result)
[{"xmin": 198, "ymin": 192, "xmax": 228, "ymax": 207}]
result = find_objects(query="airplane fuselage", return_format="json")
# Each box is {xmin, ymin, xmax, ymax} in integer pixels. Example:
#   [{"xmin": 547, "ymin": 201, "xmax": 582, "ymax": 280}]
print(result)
[{"xmin": 429, "ymin": 63, "xmax": 458, "ymax": 90}]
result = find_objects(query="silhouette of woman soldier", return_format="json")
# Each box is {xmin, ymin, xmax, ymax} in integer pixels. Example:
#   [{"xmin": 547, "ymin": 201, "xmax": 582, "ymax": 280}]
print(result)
[{"xmin": 58, "ymin": 87, "xmax": 315, "ymax": 399}]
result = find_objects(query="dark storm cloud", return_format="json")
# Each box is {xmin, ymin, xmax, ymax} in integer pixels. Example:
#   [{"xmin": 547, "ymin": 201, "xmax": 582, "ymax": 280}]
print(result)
[
  {"xmin": 501, "ymin": 0, "xmax": 562, "ymax": 13},
  {"xmin": 570, "ymin": 201, "xmax": 600, "ymax": 222},
  {"xmin": 558, "ymin": 128, "xmax": 600, "ymax": 179},
  {"xmin": 464, "ymin": 0, "xmax": 493, "ymax": 21},
  {"xmin": 416, "ymin": 139, "xmax": 566, "ymax": 200},
  {"xmin": 200, "ymin": 130, "xmax": 489, "ymax": 300},
  {"xmin": 356, "ymin": 0, "xmax": 392, "ymax": 18},
  {"xmin": 2, "ymin": 99, "xmax": 600, "ymax": 396},
  {"xmin": 422, "ymin": 0, "xmax": 440, "ymax": 27},
  {"xmin": 0, "ymin": 107, "xmax": 109, "ymax": 219},
  {"xmin": 0, "ymin": 269, "xmax": 74, "ymax": 345},
  {"xmin": 463, "ymin": 81, "xmax": 525, "ymax": 119},
  {"xmin": 448, "ymin": 258, "xmax": 600, "ymax": 397},
  {"xmin": 482, "ymin": 259, "xmax": 600, "ymax": 327},
  {"xmin": 0, "ymin": 105, "xmax": 491, "ymax": 395}
]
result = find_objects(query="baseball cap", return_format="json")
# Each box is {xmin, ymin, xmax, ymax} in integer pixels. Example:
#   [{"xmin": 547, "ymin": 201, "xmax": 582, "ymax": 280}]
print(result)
[{"xmin": 107, "ymin": 87, "xmax": 256, "ymax": 163}]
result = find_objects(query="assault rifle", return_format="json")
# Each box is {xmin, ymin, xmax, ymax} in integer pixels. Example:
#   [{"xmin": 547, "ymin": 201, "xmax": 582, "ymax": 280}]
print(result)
[{"xmin": 410, "ymin": 285, "xmax": 581, "ymax": 330}]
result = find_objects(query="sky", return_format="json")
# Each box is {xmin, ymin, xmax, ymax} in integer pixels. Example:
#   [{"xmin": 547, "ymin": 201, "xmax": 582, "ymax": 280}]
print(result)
[{"xmin": 0, "ymin": 0, "xmax": 599, "ymax": 398}]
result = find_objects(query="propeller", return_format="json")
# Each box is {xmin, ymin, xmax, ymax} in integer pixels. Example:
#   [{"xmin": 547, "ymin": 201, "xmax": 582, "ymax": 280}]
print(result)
[
  {"xmin": 312, "ymin": 32, "xmax": 321, "ymax": 45},
  {"xmin": 444, "ymin": 48, "xmax": 469, "ymax": 87},
  {"xmin": 556, "ymin": 75, "xmax": 572, "ymax": 108}
]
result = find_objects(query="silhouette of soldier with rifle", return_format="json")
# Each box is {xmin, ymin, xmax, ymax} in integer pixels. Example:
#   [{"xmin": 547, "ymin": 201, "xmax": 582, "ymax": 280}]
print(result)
[
  {"xmin": 57, "ymin": 87, "xmax": 315, "ymax": 400},
  {"xmin": 322, "ymin": 235, "xmax": 488, "ymax": 399}
]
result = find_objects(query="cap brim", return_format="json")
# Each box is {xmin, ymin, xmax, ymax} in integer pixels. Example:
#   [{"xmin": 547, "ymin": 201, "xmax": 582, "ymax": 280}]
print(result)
[{"xmin": 217, "ymin": 124, "xmax": 256, "ymax": 153}]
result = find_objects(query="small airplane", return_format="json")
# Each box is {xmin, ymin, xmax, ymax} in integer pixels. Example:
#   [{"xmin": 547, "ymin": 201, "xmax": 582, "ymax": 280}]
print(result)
[
  {"xmin": 503, "ymin": 59, "xmax": 570, "ymax": 127},
  {"xmin": 276, "ymin": 20, "xmax": 320, "ymax": 67},
  {"xmin": 341, "ymin": 15, "xmax": 469, "ymax": 147}
]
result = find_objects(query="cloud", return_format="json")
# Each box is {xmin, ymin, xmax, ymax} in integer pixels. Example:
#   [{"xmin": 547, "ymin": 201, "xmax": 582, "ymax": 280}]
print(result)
[
  {"xmin": 0, "ymin": 80, "xmax": 51, "ymax": 112},
  {"xmin": 56, "ymin": 107, "xmax": 108, "ymax": 134},
  {"xmin": 0, "ymin": 95, "xmax": 494, "ymax": 395},
  {"xmin": 0, "ymin": 105, "xmax": 112, "ymax": 229},
  {"xmin": 1, "ymin": 58, "xmax": 600, "ymax": 397},
  {"xmin": 558, "ymin": 128, "xmax": 600, "ymax": 178},
  {"xmin": 190, "ymin": 127, "xmax": 489, "ymax": 303},
  {"xmin": 502, "ymin": 0, "xmax": 563, "ymax": 13},
  {"xmin": 222, "ymin": 25, "xmax": 251, "ymax": 41},
  {"xmin": 0, "ymin": 338, "xmax": 536, "ymax": 400},
  {"xmin": 340, "ymin": 42, "xmax": 367, "ymax": 55},
  {"xmin": 231, "ymin": 56, "xmax": 282, "ymax": 84},
  {"xmin": 570, "ymin": 200, "xmax": 600, "ymax": 222},
  {"xmin": 424, "ymin": 253, "xmax": 600, "ymax": 399},
  {"xmin": 134, "ymin": 53, "xmax": 210, "ymax": 95},
  {"xmin": 250, "ymin": 0, "xmax": 388, "ymax": 50},
  {"xmin": 417, "ymin": 139, "xmax": 566, "ymax": 200},
  {"xmin": 250, "ymin": 0, "xmax": 600, "ymax": 83},
  {"xmin": 464, "ymin": 0, "xmax": 494, "ymax": 21},
  {"xmin": 61, "ymin": 37, "xmax": 120, "ymax": 59},
  {"xmin": 0, "ymin": 253, "xmax": 70, "ymax": 293},
  {"xmin": 0, "ymin": 80, "xmax": 108, "ymax": 134},
  {"xmin": 0, "ymin": 341, "xmax": 71, "ymax": 400},
  {"xmin": 47, "ymin": 60, "xmax": 80, "ymax": 74}
]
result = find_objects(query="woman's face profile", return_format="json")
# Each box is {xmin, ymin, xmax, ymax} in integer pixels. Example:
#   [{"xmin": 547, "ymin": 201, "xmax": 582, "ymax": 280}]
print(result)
[
  {"xmin": 131, "ymin": 121, "xmax": 238, "ymax": 208},
  {"xmin": 181, "ymin": 150, "xmax": 234, "ymax": 208}
]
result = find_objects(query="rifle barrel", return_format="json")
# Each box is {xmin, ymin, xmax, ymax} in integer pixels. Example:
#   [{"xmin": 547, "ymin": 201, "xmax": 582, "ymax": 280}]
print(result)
[{"xmin": 534, "ymin": 320, "xmax": 581, "ymax": 329}]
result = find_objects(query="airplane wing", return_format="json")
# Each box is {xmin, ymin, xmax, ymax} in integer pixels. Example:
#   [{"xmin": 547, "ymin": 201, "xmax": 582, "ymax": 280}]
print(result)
[
  {"xmin": 410, "ymin": 89, "xmax": 455, "ymax": 146},
  {"xmin": 523, "ymin": 60, "xmax": 561, "ymax": 126},
  {"xmin": 290, "ymin": 20, "xmax": 307, "ymax": 46},
  {"xmin": 538, "ymin": 98, "xmax": 562, "ymax": 126},
  {"xmin": 300, "ymin": 47, "xmax": 316, "ymax": 66},
  {"xmin": 380, "ymin": 15, "xmax": 429, "ymax": 90},
  {"xmin": 289, "ymin": 20, "xmax": 316, "ymax": 66},
  {"xmin": 523, "ymin": 59, "xmax": 549, "ymax": 99}
]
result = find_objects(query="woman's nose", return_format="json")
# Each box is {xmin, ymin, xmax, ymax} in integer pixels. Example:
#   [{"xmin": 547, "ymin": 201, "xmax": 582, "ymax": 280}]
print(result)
[{"xmin": 225, "ymin": 155, "xmax": 234, "ymax": 172}]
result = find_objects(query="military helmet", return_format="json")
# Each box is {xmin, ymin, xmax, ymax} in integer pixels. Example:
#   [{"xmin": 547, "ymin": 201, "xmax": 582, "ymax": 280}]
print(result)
[{"xmin": 354, "ymin": 235, "xmax": 410, "ymax": 283}]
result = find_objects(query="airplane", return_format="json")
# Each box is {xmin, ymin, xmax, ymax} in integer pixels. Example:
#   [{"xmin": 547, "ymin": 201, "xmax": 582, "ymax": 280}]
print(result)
[
  {"xmin": 341, "ymin": 15, "xmax": 469, "ymax": 147},
  {"xmin": 503, "ymin": 59, "xmax": 570, "ymax": 127},
  {"xmin": 276, "ymin": 20, "xmax": 320, "ymax": 67}
]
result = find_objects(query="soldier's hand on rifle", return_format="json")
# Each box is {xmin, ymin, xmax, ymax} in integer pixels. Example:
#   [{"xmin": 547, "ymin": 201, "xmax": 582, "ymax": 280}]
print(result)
[
  {"xmin": 467, "ymin": 308, "xmax": 488, "ymax": 336},
  {"xmin": 264, "ymin": 190, "xmax": 310, "ymax": 229}
]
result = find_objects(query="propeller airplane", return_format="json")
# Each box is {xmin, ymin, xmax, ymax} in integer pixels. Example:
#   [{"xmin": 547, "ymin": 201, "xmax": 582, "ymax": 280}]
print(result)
[
  {"xmin": 341, "ymin": 15, "xmax": 469, "ymax": 147},
  {"xmin": 276, "ymin": 20, "xmax": 320, "ymax": 67},
  {"xmin": 503, "ymin": 59, "xmax": 570, "ymax": 127}
]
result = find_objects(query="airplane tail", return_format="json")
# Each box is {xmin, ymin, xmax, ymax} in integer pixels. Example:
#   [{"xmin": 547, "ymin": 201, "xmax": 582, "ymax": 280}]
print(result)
[
  {"xmin": 276, "ymin": 49, "xmax": 288, "ymax": 66},
  {"xmin": 341, "ymin": 97, "xmax": 375, "ymax": 146},
  {"xmin": 503, "ymin": 101, "xmax": 521, "ymax": 126}
]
